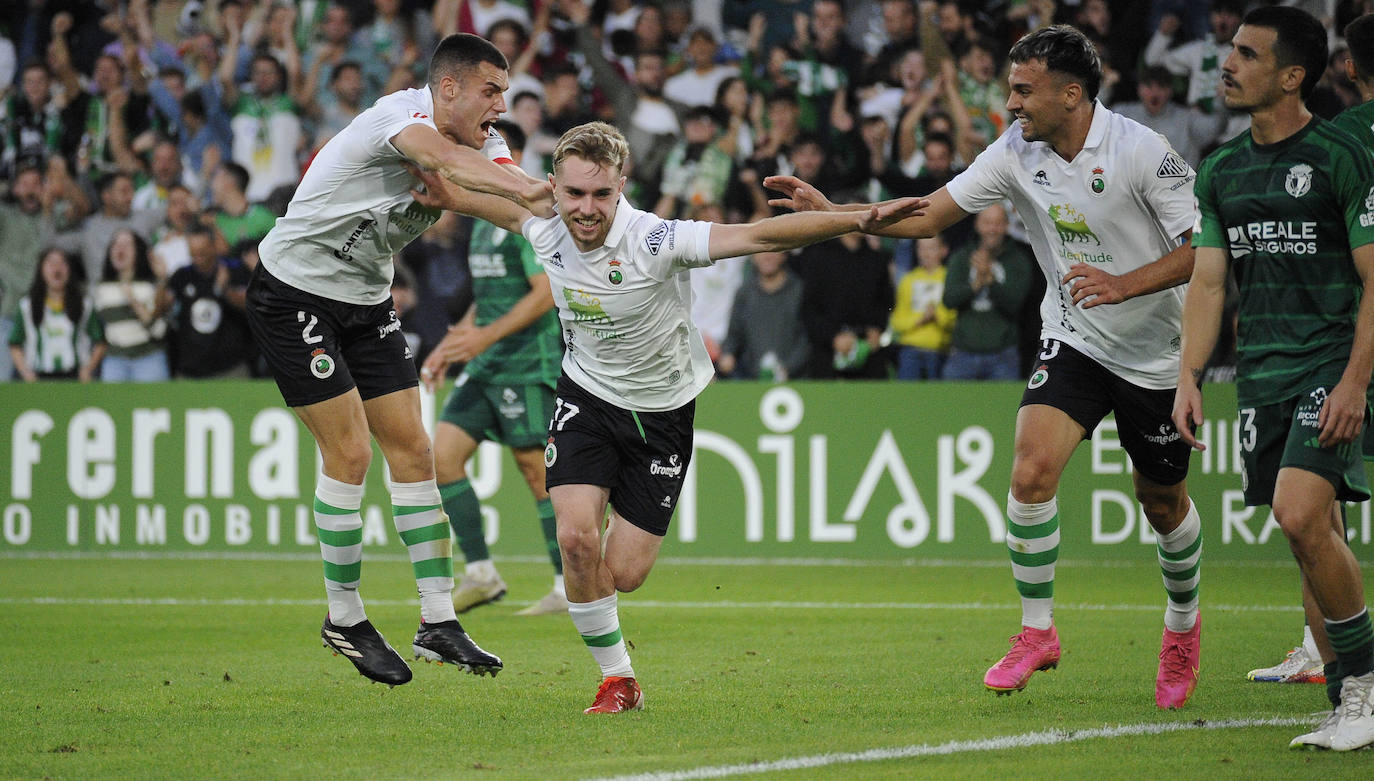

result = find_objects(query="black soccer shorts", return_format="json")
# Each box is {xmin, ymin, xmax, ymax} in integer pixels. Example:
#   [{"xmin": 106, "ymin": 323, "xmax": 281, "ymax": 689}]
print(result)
[
  {"xmin": 246, "ymin": 264, "xmax": 417, "ymax": 407},
  {"xmin": 543, "ymin": 374, "xmax": 695, "ymax": 537}
]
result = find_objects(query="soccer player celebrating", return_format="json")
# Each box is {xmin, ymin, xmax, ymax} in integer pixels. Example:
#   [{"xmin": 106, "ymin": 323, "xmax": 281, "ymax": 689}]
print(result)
[
  {"xmin": 409, "ymin": 121, "xmax": 926, "ymax": 713},
  {"xmin": 1175, "ymin": 6, "xmax": 1374, "ymax": 751},
  {"xmin": 420, "ymin": 120, "xmax": 569, "ymax": 617},
  {"xmin": 767, "ymin": 25, "xmax": 1206, "ymax": 708},
  {"xmin": 245, "ymin": 34, "xmax": 553, "ymax": 686}
]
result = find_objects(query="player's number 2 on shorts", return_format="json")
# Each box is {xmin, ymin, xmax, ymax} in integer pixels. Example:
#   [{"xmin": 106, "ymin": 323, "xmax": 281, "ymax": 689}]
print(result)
[
  {"xmin": 1238, "ymin": 408, "xmax": 1257, "ymax": 452},
  {"xmin": 297, "ymin": 311, "xmax": 322, "ymax": 345},
  {"xmin": 550, "ymin": 398, "xmax": 581, "ymax": 431},
  {"xmin": 1038, "ymin": 339, "xmax": 1061, "ymax": 361}
]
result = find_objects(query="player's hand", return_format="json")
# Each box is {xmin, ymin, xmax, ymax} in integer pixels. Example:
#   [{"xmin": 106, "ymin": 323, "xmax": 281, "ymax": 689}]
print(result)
[
  {"xmin": 1171, "ymin": 383, "xmax": 1206, "ymax": 451},
  {"xmin": 858, "ymin": 196, "xmax": 928, "ymax": 233},
  {"xmin": 1317, "ymin": 379, "xmax": 1368, "ymax": 448},
  {"xmin": 419, "ymin": 352, "xmax": 449, "ymax": 393},
  {"xmin": 764, "ymin": 175, "xmax": 835, "ymax": 212},
  {"xmin": 1062, "ymin": 263, "xmax": 1129, "ymax": 308},
  {"xmin": 517, "ymin": 175, "xmax": 556, "ymax": 219},
  {"xmin": 438, "ymin": 323, "xmax": 492, "ymax": 365},
  {"xmin": 405, "ymin": 162, "xmax": 465, "ymax": 211}
]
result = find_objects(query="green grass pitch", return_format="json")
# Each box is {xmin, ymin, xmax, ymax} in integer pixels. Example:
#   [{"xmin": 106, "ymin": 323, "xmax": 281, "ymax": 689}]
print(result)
[{"xmin": 1, "ymin": 553, "xmax": 1371, "ymax": 779}]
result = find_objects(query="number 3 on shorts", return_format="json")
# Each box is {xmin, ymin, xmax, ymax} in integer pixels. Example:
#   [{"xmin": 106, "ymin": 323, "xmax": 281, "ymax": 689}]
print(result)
[
  {"xmin": 1038, "ymin": 339, "xmax": 1061, "ymax": 361},
  {"xmin": 1238, "ymin": 408, "xmax": 1257, "ymax": 452}
]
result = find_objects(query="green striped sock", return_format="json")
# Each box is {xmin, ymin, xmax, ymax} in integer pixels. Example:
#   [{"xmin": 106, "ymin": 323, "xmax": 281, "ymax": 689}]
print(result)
[
  {"xmin": 390, "ymin": 479, "xmax": 456, "ymax": 624},
  {"xmin": 568, "ymin": 593, "xmax": 634, "ymax": 678},
  {"xmin": 440, "ymin": 478, "xmax": 489, "ymax": 563},
  {"xmin": 1007, "ymin": 495, "xmax": 1059, "ymax": 630},
  {"xmin": 1157, "ymin": 500, "xmax": 1201, "ymax": 633},
  {"xmin": 314, "ymin": 474, "xmax": 366, "ymax": 626},
  {"xmin": 1326, "ymin": 608, "xmax": 1374, "ymax": 682},
  {"xmin": 537, "ymin": 497, "xmax": 562, "ymax": 575}
]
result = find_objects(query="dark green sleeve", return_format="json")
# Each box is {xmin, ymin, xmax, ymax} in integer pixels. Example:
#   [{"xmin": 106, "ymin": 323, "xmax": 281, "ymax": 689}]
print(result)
[{"xmin": 1190, "ymin": 155, "xmax": 1226, "ymax": 249}]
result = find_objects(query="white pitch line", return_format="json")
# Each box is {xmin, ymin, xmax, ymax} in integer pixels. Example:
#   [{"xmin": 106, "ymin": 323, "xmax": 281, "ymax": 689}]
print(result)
[
  {"xmin": 586, "ymin": 717, "xmax": 1316, "ymax": 781},
  {"xmin": 0, "ymin": 596, "xmax": 1301, "ymax": 613},
  {"xmin": 0, "ymin": 550, "xmax": 1317, "ymax": 569}
]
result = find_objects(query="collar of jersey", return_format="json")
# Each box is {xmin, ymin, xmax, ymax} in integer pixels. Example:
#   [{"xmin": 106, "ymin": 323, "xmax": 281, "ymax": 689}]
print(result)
[{"xmin": 1082, "ymin": 100, "xmax": 1109, "ymax": 152}]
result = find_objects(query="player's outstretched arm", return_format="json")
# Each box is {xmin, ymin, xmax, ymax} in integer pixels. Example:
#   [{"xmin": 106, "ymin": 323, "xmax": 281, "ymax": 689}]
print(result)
[
  {"xmin": 763, "ymin": 175, "xmax": 966, "ymax": 239},
  {"xmin": 1318, "ymin": 245, "xmax": 1374, "ymax": 447},
  {"xmin": 706, "ymin": 197, "xmax": 928, "ymax": 260},
  {"xmin": 1172, "ymin": 245, "xmax": 1228, "ymax": 451},
  {"xmin": 407, "ymin": 162, "xmax": 534, "ymax": 234},
  {"xmin": 393, "ymin": 124, "xmax": 554, "ymax": 216},
  {"xmin": 1063, "ymin": 233, "xmax": 1195, "ymax": 309}
]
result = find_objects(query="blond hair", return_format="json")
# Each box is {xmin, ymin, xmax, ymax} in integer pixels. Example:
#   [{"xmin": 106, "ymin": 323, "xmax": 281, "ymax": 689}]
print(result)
[{"xmin": 552, "ymin": 122, "xmax": 630, "ymax": 174}]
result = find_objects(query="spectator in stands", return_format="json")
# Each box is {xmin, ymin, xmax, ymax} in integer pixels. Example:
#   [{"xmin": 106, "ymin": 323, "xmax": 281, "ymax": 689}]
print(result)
[
  {"xmin": 354, "ymin": 0, "xmax": 437, "ymax": 96},
  {"xmin": 57, "ymin": 171, "xmax": 162, "ymax": 285},
  {"xmin": 941, "ymin": 203, "xmax": 1032, "ymax": 381},
  {"xmin": 306, "ymin": 60, "xmax": 367, "ymax": 150},
  {"xmin": 570, "ymin": 0, "xmax": 683, "ymax": 206},
  {"xmin": 133, "ymin": 140, "xmax": 186, "ymax": 213},
  {"xmin": 794, "ymin": 232, "xmax": 894, "ymax": 380},
  {"xmin": 93, "ymin": 228, "xmax": 169, "ymax": 382},
  {"xmin": 219, "ymin": 16, "xmax": 303, "ymax": 203},
  {"xmin": 718, "ymin": 249, "xmax": 810, "ymax": 381},
  {"xmin": 8, "ymin": 248, "xmax": 105, "ymax": 382},
  {"xmin": 298, "ymin": 3, "xmax": 369, "ymax": 111},
  {"xmin": 892, "ymin": 233, "xmax": 956, "ymax": 380},
  {"xmin": 655, "ymin": 106, "xmax": 735, "ymax": 218},
  {"xmin": 150, "ymin": 183, "xmax": 200, "ymax": 277},
  {"xmin": 872, "ymin": 0, "xmax": 924, "ymax": 82},
  {"xmin": 540, "ymin": 63, "xmax": 595, "ymax": 136},
  {"xmin": 209, "ymin": 161, "xmax": 277, "ymax": 249},
  {"xmin": 664, "ymin": 26, "xmax": 740, "ymax": 108},
  {"xmin": 1143, "ymin": 0, "xmax": 1244, "ymax": 115},
  {"xmin": 0, "ymin": 163, "xmax": 72, "ymax": 381},
  {"xmin": 713, "ymin": 76, "xmax": 756, "ymax": 162},
  {"xmin": 166, "ymin": 225, "xmax": 252, "ymax": 378},
  {"xmin": 1113, "ymin": 66, "xmax": 1227, "ymax": 168},
  {"xmin": 174, "ymin": 90, "xmax": 230, "ymax": 201},
  {"xmin": 687, "ymin": 203, "xmax": 747, "ymax": 366},
  {"xmin": 486, "ymin": 17, "xmax": 545, "ymax": 102},
  {"xmin": 749, "ymin": 88, "xmax": 803, "ymax": 182},
  {"xmin": 48, "ymin": 16, "xmax": 152, "ymax": 183},
  {"xmin": 508, "ymin": 91, "xmax": 555, "ymax": 176},
  {"xmin": 1, "ymin": 61, "xmax": 65, "ymax": 180},
  {"xmin": 437, "ymin": 0, "xmax": 532, "ymax": 40}
]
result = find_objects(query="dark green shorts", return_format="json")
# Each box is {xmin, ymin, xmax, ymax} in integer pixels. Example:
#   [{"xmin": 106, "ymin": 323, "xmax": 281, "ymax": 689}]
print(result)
[
  {"xmin": 438, "ymin": 373, "xmax": 556, "ymax": 449},
  {"xmin": 1238, "ymin": 384, "xmax": 1371, "ymax": 507}
]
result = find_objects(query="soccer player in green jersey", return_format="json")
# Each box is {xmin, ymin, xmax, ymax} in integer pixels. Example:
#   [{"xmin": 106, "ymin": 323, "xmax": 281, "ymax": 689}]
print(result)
[
  {"xmin": 1334, "ymin": 14, "xmax": 1374, "ymax": 143},
  {"xmin": 420, "ymin": 120, "xmax": 568, "ymax": 617},
  {"xmin": 1245, "ymin": 11, "xmax": 1374, "ymax": 691},
  {"xmin": 1174, "ymin": 6, "xmax": 1374, "ymax": 751}
]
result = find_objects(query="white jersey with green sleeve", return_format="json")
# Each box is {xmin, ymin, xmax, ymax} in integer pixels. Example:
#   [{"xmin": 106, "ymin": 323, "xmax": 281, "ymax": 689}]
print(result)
[
  {"xmin": 521, "ymin": 197, "xmax": 715, "ymax": 411},
  {"xmin": 944, "ymin": 102, "xmax": 1197, "ymax": 389},
  {"xmin": 258, "ymin": 86, "xmax": 513, "ymax": 305}
]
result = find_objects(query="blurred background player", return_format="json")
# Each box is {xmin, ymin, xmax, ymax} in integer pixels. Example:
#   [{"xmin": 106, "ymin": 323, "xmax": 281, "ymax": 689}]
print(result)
[{"xmin": 420, "ymin": 119, "xmax": 568, "ymax": 618}]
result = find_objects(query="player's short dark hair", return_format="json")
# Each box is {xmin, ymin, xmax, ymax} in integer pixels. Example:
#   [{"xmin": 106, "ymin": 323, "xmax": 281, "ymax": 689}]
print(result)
[
  {"xmin": 1008, "ymin": 24, "xmax": 1103, "ymax": 101},
  {"xmin": 428, "ymin": 33, "xmax": 509, "ymax": 91},
  {"xmin": 1242, "ymin": 6, "xmax": 1327, "ymax": 99},
  {"xmin": 219, "ymin": 161, "xmax": 251, "ymax": 194},
  {"xmin": 491, "ymin": 118, "xmax": 525, "ymax": 152},
  {"xmin": 1345, "ymin": 13, "xmax": 1374, "ymax": 81}
]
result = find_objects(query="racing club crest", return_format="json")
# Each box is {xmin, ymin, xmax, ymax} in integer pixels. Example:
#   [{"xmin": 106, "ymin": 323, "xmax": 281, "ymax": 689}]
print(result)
[{"xmin": 1285, "ymin": 164, "xmax": 1313, "ymax": 198}]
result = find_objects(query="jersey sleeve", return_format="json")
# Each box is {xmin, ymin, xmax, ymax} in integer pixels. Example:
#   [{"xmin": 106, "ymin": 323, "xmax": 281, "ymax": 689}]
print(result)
[
  {"xmin": 945, "ymin": 129, "xmax": 1013, "ymax": 213},
  {"xmin": 1132, "ymin": 131, "xmax": 1197, "ymax": 240},
  {"xmin": 1330, "ymin": 134, "xmax": 1374, "ymax": 251},
  {"xmin": 519, "ymin": 235, "xmax": 543, "ymax": 279},
  {"xmin": 521, "ymin": 213, "xmax": 563, "ymax": 259},
  {"xmin": 481, "ymin": 126, "xmax": 515, "ymax": 165},
  {"xmin": 661, "ymin": 218, "xmax": 714, "ymax": 272},
  {"xmin": 1190, "ymin": 154, "xmax": 1226, "ymax": 250},
  {"xmin": 368, "ymin": 91, "xmax": 440, "ymax": 158}
]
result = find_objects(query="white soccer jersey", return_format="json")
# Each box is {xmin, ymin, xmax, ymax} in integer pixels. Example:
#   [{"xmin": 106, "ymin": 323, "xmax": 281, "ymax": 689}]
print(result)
[
  {"xmin": 259, "ymin": 87, "xmax": 512, "ymax": 305},
  {"xmin": 946, "ymin": 102, "xmax": 1196, "ymax": 389},
  {"xmin": 522, "ymin": 197, "xmax": 716, "ymax": 411}
]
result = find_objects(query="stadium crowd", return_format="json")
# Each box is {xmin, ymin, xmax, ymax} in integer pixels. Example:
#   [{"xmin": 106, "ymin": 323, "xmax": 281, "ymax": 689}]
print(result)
[{"xmin": 1, "ymin": 0, "xmax": 1367, "ymax": 383}]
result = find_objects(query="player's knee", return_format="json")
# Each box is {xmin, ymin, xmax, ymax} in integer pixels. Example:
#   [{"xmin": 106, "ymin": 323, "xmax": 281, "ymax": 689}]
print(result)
[
  {"xmin": 556, "ymin": 523, "xmax": 600, "ymax": 569},
  {"xmin": 322, "ymin": 440, "xmax": 373, "ymax": 484},
  {"xmin": 1135, "ymin": 486, "xmax": 1186, "ymax": 529},
  {"xmin": 1009, "ymin": 460, "xmax": 1056, "ymax": 503},
  {"xmin": 610, "ymin": 566, "xmax": 650, "ymax": 593},
  {"xmin": 1272, "ymin": 501, "xmax": 1322, "ymax": 561}
]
